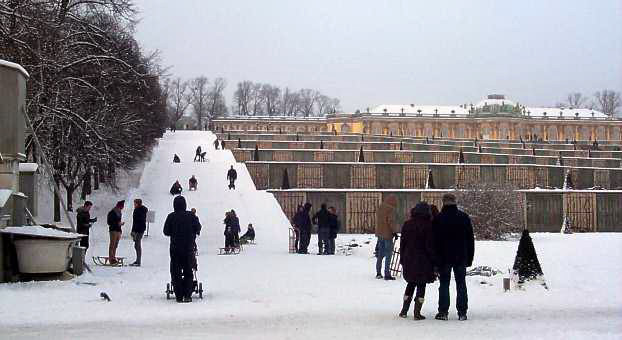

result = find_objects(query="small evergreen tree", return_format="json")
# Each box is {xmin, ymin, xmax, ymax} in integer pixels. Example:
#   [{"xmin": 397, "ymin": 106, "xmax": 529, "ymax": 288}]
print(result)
[
  {"xmin": 320, "ymin": 140, "xmax": 324, "ymax": 150},
  {"xmin": 557, "ymin": 152, "xmax": 564, "ymax": 166},
  {"xmin": 253, "ymin": 144, "xmax": 259, "ymax": 161},
  {"xmin": 459, "ymin": 148, "xmax": 465, "ymax": 163},
  {"xmin": 532, "ymin": 147, "xmax": 536, "ymax": 156},
  {"xmin": 399, "ymin": 141, "xmax": 403, "ymax": 150},
  {"xmin": 425, "ymin": 169, "xmax": 435, "ymax": 189},
  {"xmin": 358, "ymin": 146, "xmax": 365, "ymax": 162},
  {"xmin": 512, "ymin": 229, "xmax": 545, "ymax": 285},
  {"xmin": 237, "ymin": 138, "xmax": 242, "ymax": 149}
]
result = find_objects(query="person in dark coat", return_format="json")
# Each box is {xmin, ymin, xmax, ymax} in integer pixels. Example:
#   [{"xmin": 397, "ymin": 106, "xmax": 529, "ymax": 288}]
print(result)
[
  {"xmin": 107, "ymin": 200, "xmax": 125, "ymax": 265},
  {"xmin": 230, "ymin": 210, "xmax": 241, "ymax": 246},
  {"xmin": 213, "ymin": 139, "xmax": 219, "ymax": 150},
  {"xmin": 433, "ymin": 193, "xmax": 474, "ymax": 321},
  {"xmin": 327, "ymin": 206, "xmax": 340, "ymax": 255},
  {"xmin": 163, "ymin": 195, "xmax": 202, "ymax": 303},
  {"xmin": 240, "ymin": 223, "xmax": 255, "ymax": 244},
  {"xmin": 293, "ymin": 203, "xmax": 312, "ymax": 254},
  {"xmin": 194, "ymin": 146, "xmax": 202, "ymax": 162},
  {"xmin": 130, "ymin": 199, "xmax": 148, "ymax": 266},
  {"xmin": 399, "ymin": 202, "xmax": 437, "ymax": 320},
  {"xmin": 76, "ymin": 201, "xmax": 97, "ymax": 252},
  {"xmin": 223, "ymin": 212, "xmax": 235, "ymax": 252},
  {"xmin": 189, "ymin": 175, "xmax": 198, "ymax": 191},
  {"xmin": 170, "ymin": 180, "xmax": 183, "ymax": 195},
  {"xmin": 312, "ymin": 204, "xmax": 332, "ymax": 255},
  {"xmin": 227, "ymin": 166, "xmax": 237, "ymax": 190},
  {"xmin": 173, "ymin": 154, "xmax": 181, "ymax": 163},
  {"xmin": 220, "ymin": 140, "xmax": 226, "ymax": 149},
  {"xmin": 291, "ymin": 205, "xmax": 302, "ymax": 252}
]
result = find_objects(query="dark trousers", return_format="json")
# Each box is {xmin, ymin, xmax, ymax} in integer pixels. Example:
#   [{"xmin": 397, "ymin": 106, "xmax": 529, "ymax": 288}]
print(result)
[
  {"xmin": 317, "ymin": 229, "xmax": 330, "ymax": 254},
  {"xmin": 225, "ymin": 232, "xmax": 235, "ymax": 249},
  {"xmin": 298, "ymin": 230, "xmax": 311, "ymax": 253},
  {"xmin": 228, "ymin": 179, "xmax": 236, "ymax": 189},
  {"xmin": 404, "ymin": 282, "xmax": 426, "ymax": 299},
  {"xmin": 438, "ymin": 265, "xmax": 468, "ymax": 315},
  {"xmin": 170, "ymin": 250, "xmax": 194, "ymax": 300}
]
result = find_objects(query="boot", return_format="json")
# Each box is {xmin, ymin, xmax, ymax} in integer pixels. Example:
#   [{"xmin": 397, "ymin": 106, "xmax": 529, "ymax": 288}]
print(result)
[
  {"xmin": 399, "ymin": 295, "xmax": 412, "ymax": 318},
  {"xmin": 413, "ymin": 297, "xmax": 426, "ymax": 320}
]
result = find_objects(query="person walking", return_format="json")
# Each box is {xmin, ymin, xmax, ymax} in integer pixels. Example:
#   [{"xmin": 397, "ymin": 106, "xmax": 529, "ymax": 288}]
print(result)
[
  {"xmin": 194, "ymin": 146, "xmax": 202, "ymax": 162},
  {"xmin": 214, "ymin": 139, "xmax": 219, "ymax": 150},
  {"xmin": 130, "ymin": 199, "xmax": 148, "ymax": 267},
  {"xmin": 312, "ymin": 204, "xmax": 331, "ymax": 255},
  {"xmin": 327, "ymin": 206, "xmax": 340, "ymax": 255},
  {"xmin": 434, "ymin": 193, "xmax": 474, "ymax": 321},
  {"xmin": 76, "ymin": 201, "xmax": 97, "ymax": 252},
  {"xmin": 375, "ymin": 195, "xmax": 399, "ymax": 280},
  {"xmin": 163, "ymin": 196, "xmax": 202, "ymax": 303},
  {"xmin": 227, "ymin": 166, "xmax": 237, "ymax": 190},
  {"xmin": 399, "ymin": 202, "xmax": 437, "ymax": 320},
  {"xmin": 107, "ymin": 200, "xmax": 125, "ymax": 265},
  {"xmin": 294, "ymin": 203, "xmax": 312, "ymax": 254}
]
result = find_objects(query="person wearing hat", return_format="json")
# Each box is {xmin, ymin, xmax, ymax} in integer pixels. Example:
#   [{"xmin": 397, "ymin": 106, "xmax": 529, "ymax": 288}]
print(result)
[
  {"xmin": 107, "ymin": 200, "xmax": 125, "ymax": 265},
  {"xmin": 76, "ymin": 201, "xmax": 97, "ymax": 252}
]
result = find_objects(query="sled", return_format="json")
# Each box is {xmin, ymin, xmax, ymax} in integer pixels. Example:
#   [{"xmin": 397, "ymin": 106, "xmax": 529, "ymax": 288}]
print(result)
[
  {"xmin": 218, "ymin": 246, "xmax": 241, "ymax": 255},
  {"xmin": 389, "ymin": 237, "xmax": 402, "ymax": 278},
  {"xmin": 288, "ymin": 227, "xmax": 297, "ymax": 254},
  {"xmin": 165, "ymin": 249, "xmax": 204, "ymax": 300},
  {"xmin": 92, "ymin": 256, "xmax": 125, "ymax": 267}
]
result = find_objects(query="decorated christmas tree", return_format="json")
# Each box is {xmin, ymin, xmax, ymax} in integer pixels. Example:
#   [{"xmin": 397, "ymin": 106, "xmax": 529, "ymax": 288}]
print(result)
[{"xmin": 512, "ymin": 229, "xmax": 546, "ymax": 286}]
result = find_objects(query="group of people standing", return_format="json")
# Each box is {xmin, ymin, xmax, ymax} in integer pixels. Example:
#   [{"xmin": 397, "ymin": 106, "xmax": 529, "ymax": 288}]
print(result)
[
  {"xmin": 375, "ymin": 193, "xmax": 474, "ymax": 321},
  {"xmin": 76, "ymin": 198, "xmax": 149, "ymax": 267},
  {"xmin": 291, "ymin": 203, "xmax": 340, "ymax": 255}
]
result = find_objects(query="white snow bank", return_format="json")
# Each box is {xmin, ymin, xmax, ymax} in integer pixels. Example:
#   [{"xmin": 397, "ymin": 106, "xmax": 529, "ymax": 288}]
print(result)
[
  {"xmin": 19, "ymin": 163, "xmax": 39, "ymax": 172},
  {"xmin": 0, "ymin": 225, "xmax": 83, "ymax": 239}
]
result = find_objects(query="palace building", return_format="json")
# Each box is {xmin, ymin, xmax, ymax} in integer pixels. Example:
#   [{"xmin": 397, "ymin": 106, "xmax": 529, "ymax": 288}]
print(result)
[{"xmin": 213, "ymin": 94, "xmax": 622, "ymax": 141}]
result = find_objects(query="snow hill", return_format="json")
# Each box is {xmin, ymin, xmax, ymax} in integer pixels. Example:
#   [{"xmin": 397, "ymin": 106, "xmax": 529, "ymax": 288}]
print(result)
[{"xmin": 1, "ymin": 131, "xmax": 621, "ymax": 340}]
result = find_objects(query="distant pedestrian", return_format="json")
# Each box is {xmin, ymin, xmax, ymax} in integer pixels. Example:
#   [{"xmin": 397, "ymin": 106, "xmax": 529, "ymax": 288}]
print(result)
[
  {"xmin": 327, "ymin": 206, "xmax": 340, "ymax": 255},
  {"xmin": 170, "ymin": 180, "xmax": 183, "ymax": 195},
  {"xmin": 293, "ymin": 203, "xmax": 312, "ymax": 254},
  {"xmin": 189, "ymin": 175, "xmax": 198, "ymax": 191},
  {"xmin": 433, "ymin": 193, "xmax": 474, "ymax": 321},
  {"xmin": 227, "ymin": 166, "xmax": 237, "ymax": 189},
  {"xmin": 240, "ymin": 223, "xmax": 255, "ymax": 244},
  {"xmin": 375, "ymin": 195, "xmax": 399, "ymax": 280},
  {"xmin": 76, "ymin": 201, "xmax": 97, "ymax": 252},
  {"xmin": 173, "ymin": 154, "xmax": 181, "ymax": 163},
  {"xmin": 399, "ymin": 202, "xmax": 437, "ymax": 320},
  {"xmin": 221, "ymin": 140, "xmax": 226, "ymax": 149},
  {"xmin": 163, "ymin": 196, "xmax": 202, "ymax": 303},
  {"xmin": 312, "ymin": 204, "xmax": 331, "ymax": 255},
  {"xmin": 107, "ymin": 200, "xmax": 125, "ymax": 265},
  {"xmin": 130, "ymin": 199, "xmax": 148, "ymax": 267},
  {"xmin": 194, "ymin": 146, "xmax": 202, "ymax": 162},
  {"xmin": 290, "ymin": 205, "xmax": 302, "ymax": 252},
  {"xmin": 214, "ymin": 139, "xmax": 219, "ymax": 150},
  {"xmin": 199, "ymin": 152, "xmax": 206, "ymax": 162}
]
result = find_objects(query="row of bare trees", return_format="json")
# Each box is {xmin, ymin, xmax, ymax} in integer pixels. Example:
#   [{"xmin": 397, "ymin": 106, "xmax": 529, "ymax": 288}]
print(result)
[
  {"xmin": 558, "ymin": 90, "xmax": 621, "ymax": 116},
  {"xmin": 164, "ymin": 76, "xmax": 228, "ymax": 129},
  {"xmin": 233, "ymin": 82, "xmax": 340, "ymax": 117},
  {"xmin": 0, "ymin": 0, "xmax": 168, "ymax": 213}
]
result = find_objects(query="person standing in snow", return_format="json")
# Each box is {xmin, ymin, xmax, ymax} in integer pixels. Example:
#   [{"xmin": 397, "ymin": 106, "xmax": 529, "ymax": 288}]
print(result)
[
  {"xmin": 433, "ymin": 193, "xmax": 474, "ymax": 321},
  {"xmin": 399, "ymin": 202, "xmax": 437, "ymax": 320},
  {"xmin": 194, "ymin": 146, "xmax": 202, "ymax": 162},
  {"xmin": 327, "ymin": 206, "xmax": 340, "ymax": 255},
  {"xmin": 227, "ymin": 166, "xmax": 237, "ymax": 190},
  {"xmin": 164, "ymin": 195, "xmax": 202, "ymax": 303},
  {"xmin": 223, "ymin": 211, "xmax": 239, "ymax": 252},
  {"xmin": 213, "ymin": 139, "xmax": 219, "ymax": 150},
  {"xmin": 221, "ymin": 140, "xmax": 226, "ymax": 149},
  {"xmin": 229, "ymin": 210, "xmax": 241, "ymax": 247},
  {"xmin": 312, "ymin": 204, "xmax": 332, "ymax": 255},
  {"xmin": 76, "ymin": 201, "xmax": 97, "ymax": 252},
  {"xmin": 291, "ymin": 205, "xmax": 303, "ymax": 252},
  {"xmin": 293, "ymin": 203, "xmax": 312, "ymax": 254},
  {"xmin": 375, "ymin": 195, "xmax": 399, "ymax": 280},
  {"xmin": 107, "ymin": 200, "xmax": 125, "ymax": 265},
  {"xmin": 130, "ymin": 199, "xmax": 148, "ymax": 267}
]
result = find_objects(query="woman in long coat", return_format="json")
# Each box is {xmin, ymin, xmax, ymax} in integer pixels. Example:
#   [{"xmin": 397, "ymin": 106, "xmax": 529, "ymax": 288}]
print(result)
[{"xmin": 399, "ymin": 202, "xmax": 437, "ymax": 320}]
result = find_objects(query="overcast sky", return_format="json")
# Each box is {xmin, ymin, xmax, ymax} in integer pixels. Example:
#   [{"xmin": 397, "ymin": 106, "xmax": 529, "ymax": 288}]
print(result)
[{"xmin": 133, "ymin": 0, "xmax": 622, "ymax": 112}]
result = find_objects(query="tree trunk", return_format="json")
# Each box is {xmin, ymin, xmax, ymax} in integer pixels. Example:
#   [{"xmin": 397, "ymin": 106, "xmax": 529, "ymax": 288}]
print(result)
[
  {"xmin": 53, "ymin": 176, "xmax": 61, "ymax": 222},
  {"xmin": 66, "ymin": 185, "xmax": 74, "ymax": 212},
  {"xmin": 94, "ymin": 167, "xmax": 100, "ymax": 190}
]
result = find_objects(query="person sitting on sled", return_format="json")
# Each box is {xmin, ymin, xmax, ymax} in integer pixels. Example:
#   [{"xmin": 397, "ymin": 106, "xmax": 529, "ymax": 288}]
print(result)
[
  {"xmin": 189, "ymin": 175, "xmax": 198, "ymax": 191},
  {"xmin": 240, "ymin": 224, "xmax": 255, "ymax": 245},
  {"xmin": 170, "ymin": 180, "xmax": 183, "ymax": 195}
]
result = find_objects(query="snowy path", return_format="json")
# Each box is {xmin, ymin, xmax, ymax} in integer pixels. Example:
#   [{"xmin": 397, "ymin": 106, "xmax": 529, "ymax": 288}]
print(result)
[{"xmin": 1, "ymin": 131, "xmax": 621, "ymax": 340}]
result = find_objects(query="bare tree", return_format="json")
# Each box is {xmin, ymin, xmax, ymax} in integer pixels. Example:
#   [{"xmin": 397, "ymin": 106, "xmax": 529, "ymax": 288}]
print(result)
[
  {"xmin": 298, "ymin": 88, "xmax": 319, "ymax": 116},
  {"xmin": 281, "ymin": 87, "xmax": 300, "ymax": 116},
  {"xmin": 594, "ymin": 90, "xmax": 621, "ymax": 117},
  {"xmin": 565, "ymin": 92, "xmax": 587, "ymax": 109},
  {"xmin": 249, "ymin": 83, "xmax": 263, "ymax": 115},
  {"xmin": 168, "ymin": 77, "xmax": 191, "ymax": 125},
  {"xmin": 234, "ymin": 80, "xmax": 253, "ymax": 115},
  {"xmin": 206, "ymin": 77, "xmax": 227, "ymax": 119},
  {"xmin": 261, "ymin": 84, "xmax": 281, "ymax": 115},
  {"xmin": 189, "ymin": 76, "xmax": 209, "ymax": 128}
]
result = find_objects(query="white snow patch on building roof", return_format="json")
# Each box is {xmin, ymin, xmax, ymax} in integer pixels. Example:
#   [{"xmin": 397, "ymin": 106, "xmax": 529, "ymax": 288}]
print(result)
[
  {"xmin": 0, "ymin": 59, "xmax": 29, "ymax": 78},
  {"xmin": 370, "ymin": 104, "xmax": 467, "ymax": 115},
  {"xmin": 0, "ymin": 225, "xmax": 83, "ymax": 239},
  {"xmin": 19, "ymin": 163, "xmax": 39, "ymax": 172}
]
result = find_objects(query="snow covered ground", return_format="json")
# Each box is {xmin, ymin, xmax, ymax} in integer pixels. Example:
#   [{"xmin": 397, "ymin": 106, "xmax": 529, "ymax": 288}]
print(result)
[{"xmin": 1, "ymin": 131, "xmax": 621, "ymax": 340}]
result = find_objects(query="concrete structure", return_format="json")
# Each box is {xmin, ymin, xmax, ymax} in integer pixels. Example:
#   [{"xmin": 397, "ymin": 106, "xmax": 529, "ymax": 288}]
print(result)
[{"xmin": 213, "ymin": 94, "xmax": 622, "ymax": 141}]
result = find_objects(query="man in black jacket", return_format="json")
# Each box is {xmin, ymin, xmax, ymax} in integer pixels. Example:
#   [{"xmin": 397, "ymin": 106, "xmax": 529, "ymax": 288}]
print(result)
[
  {"xmin": 164, "ymin": 195, "xmax": 202, "ymax": 303},
  {"xmin": 226, "ymin": 166, "xmax": 237, "ymax": 190},
  {"xmin": 312, "ymin": 204, "xmax": 332, "ymax": 255},
  {"xmin": 327, "ymin": 206, "xmax": 340, "ymax": 255},
  {"xmin": 107, "ymin": 200, "xmax": 125, "ymax": 265},
  {"xmin": 76, "ymin": 201, "xmax": 97, "ymax": 252},
  {"xmin": 130, "ymin": 199, "xmax": 148, "ymax": 267},
  {"xmin": 433, "ymin": 193, "xmax": 474, "ymax": 321},
  {"xmin": 293, "ymin": 203, "xmax": 312, "ymax": 254}
]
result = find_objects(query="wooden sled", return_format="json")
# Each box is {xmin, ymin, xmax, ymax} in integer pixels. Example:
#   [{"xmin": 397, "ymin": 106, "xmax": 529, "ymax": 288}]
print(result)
[
  {"xmin": 218, "ymin": 247, "xmax": 241, "ymax": 255},
  {"xmin": 93, "ymin": 256, "xmax": 125, "ymax": 266}
]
